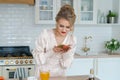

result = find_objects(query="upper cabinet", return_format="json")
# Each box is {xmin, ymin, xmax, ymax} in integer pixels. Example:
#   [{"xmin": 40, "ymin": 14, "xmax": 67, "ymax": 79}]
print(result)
[
  {"xmin": 35, "ymin": 0, "xmax": 97, "ymax": 24},
  {"xmin": 35, "ymin": 0, "xmax": 57, "ymax": 24},
  {"xmin": 35, "ymin": 0, "xmax": 120, "ymax": 25},
  {"xmin": 76, "ymin": 0, "xmax": 97, "ymax": 24}
]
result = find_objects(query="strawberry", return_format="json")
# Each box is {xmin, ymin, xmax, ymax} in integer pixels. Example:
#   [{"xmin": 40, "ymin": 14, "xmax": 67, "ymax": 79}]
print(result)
[
  {"xmin": 58, "ymin": 44, "xmax": 70, "ymax": 51},
  {"xmin": 63, "ymin": 45, "xmax": 70, "ymax": 51}
]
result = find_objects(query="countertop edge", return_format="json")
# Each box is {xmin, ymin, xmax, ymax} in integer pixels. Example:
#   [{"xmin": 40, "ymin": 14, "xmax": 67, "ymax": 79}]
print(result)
[{"xmin": 74, "ymin": 53, "xmax": 120, "ymax": 58}]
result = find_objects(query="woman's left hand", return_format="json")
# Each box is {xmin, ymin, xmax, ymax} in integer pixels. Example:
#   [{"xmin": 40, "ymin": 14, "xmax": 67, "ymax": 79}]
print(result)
[{"xmin": 53, "ymin": 45, "xmax": 70, "ymax": 53}]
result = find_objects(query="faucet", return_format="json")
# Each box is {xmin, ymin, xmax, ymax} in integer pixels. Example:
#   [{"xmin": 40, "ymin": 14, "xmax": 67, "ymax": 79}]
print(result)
[{"xmin": 82, "ymin": 36, "xmax": 92, "ymax": 55}]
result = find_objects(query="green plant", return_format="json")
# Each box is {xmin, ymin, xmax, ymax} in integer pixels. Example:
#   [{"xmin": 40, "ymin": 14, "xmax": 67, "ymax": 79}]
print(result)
[
  {"xmin": 107, "ymin": 10, "xmax": 116, "ymax": 17},
  {"xmin": 105, "ymin": 39, "xmax": 120, "ymax": 53}
]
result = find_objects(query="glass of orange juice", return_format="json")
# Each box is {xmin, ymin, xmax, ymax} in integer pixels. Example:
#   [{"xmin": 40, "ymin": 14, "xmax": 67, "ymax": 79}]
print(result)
[
  {"xmin": 40, "ymin": 70, "xmax": 50, "ymax": 80},
  {"xmin": 0, "ymin": 76, "xmax": 4, "ymax": 80}
]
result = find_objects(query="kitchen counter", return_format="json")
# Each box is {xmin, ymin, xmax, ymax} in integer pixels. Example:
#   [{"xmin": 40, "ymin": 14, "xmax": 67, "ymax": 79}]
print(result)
[
  {"xmin": 10, "ymin": 75, "xmax": 100, "ymax": 80},
  {"xmin": 64, "ymin": 75, "xmax": 99, "ymax": 80},
  {"xmin": 74, "ymin": 53, "xmax": 120, "ymax": 58}
]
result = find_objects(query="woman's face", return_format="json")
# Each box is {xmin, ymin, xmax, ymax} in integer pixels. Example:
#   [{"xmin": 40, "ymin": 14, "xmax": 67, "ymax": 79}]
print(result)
[{"xmin": 56, "ymin": 18, "xmax": 72, "ymax": 37}]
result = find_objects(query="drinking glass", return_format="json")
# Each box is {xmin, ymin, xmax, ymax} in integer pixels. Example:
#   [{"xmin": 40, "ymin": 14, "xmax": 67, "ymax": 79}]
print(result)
[{"xmin": 40, "ymin": 69, "xmax": 50, "ymax": 80}]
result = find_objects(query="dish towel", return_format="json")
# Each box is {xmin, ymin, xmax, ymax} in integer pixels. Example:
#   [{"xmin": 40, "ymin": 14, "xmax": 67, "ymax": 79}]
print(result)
[{"xmin": 14, "ymin": 67, "xmax": 29, "ymax": 79}]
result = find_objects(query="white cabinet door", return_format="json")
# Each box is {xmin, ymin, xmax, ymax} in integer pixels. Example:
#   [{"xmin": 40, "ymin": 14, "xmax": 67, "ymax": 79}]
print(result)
[
  {"xmin": 35, "ymin": 0, "xmax": 57, "ymax": 24},
  {"xmin": 76, "ymin": 0, "xmax": 97, "ymax": 24},
  {"xmin": 97, "ymin": 58, "xmax": 120, "ymax": 80},
  {"xmin": 66, "ymin": 58, "xmax": 94, "ymax": 76}
]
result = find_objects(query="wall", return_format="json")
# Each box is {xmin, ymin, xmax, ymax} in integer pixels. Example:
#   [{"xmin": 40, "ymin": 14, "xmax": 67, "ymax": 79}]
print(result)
[
  {"xmin": 97, "ymin": 0, "xmax": 112, "ymax": 15},
  {"xmin": 0, "ymin": 4, "xmax": 114, "ymax": 55},
  {"xmin": 112, "ymin": 25, "xmax": 120, "ymax": 40}
]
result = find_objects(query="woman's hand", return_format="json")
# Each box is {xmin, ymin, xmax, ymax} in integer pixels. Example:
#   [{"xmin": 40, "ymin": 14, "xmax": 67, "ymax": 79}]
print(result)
[{"xmin": 53, "ymin": 45, "xmax": 71, "ymax": 53}]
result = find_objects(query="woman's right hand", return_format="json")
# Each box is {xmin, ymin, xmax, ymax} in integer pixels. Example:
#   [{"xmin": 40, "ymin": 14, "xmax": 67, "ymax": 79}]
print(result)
[
  {"xmin": 53, "ymin": 45, "xmax": 71, "ymax": 53},
  {"xmin": 53, "ymin": 46, "xmax": 64, "ymax": 53}
]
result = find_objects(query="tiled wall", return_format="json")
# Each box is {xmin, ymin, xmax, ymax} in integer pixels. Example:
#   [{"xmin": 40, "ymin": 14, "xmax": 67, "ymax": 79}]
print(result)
[{"xmin": 0, "ymin": 4, "xmax": 116, "ymax": 54}]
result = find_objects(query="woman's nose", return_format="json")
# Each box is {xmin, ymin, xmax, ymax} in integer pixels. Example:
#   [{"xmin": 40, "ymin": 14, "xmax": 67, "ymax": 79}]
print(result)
[{"xmin": 62, "ymin": 27, "xmax": 66, "ymax": 31}]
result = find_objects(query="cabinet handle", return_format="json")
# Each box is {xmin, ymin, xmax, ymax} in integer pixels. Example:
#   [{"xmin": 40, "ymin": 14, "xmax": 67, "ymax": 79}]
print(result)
[
  {"xmin": 28, "ymin": 68, "xmax": 31, "ymax": 70},
  {"xmin": 6, "ymin": 68, "xmax": 10, "ymax": 71},
  {"xmin": 6, "ymin": 68, "xmax": 16, "ymax": 71}
]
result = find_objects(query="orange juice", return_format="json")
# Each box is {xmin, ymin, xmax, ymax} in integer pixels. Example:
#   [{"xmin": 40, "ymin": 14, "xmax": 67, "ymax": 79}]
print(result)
[
  {"xmin": 40, "ymin": 71, "xmax": 50, "ymax": 80},
  {"xmin": 0, "ymin": 76, "xmax": 4, "ymax": 80}
]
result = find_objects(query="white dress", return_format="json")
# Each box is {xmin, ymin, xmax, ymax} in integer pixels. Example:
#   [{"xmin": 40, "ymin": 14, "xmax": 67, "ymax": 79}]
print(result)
[{"xmin": 32, "ymin": 29, "xmax": 77, "ymax": 78}]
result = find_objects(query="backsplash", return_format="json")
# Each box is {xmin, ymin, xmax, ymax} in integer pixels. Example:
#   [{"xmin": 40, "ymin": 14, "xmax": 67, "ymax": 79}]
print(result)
[{"xmin": 0, "ymin": 4, "xmax": 118, "ymax": 54}]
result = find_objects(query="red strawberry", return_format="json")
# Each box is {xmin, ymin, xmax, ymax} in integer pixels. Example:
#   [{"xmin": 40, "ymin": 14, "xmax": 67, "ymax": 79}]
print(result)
[
  {"xmin": 62, "ymin": 45, "xmax": 70, "ymax": 51},
  {"xmin": 58, "ymin": 44, "xmax": 70, "ymax": 51}
]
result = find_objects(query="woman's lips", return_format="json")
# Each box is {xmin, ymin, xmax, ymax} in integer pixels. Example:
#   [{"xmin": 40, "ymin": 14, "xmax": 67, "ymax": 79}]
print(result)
[{"xmin": 61, "ymin": 32, "xmax": 66, "ymax": 34}]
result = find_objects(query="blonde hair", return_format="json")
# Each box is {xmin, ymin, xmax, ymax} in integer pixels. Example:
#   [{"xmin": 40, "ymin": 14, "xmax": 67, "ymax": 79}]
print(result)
[{"xmin": 55, "ymin": 4, "xmax": 76, "ymax": 31}]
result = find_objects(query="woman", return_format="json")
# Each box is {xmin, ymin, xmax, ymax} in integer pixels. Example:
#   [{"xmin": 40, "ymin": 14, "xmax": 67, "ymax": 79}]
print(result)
[{"xmin": 32, "ymin": 4, "xmax": 76, "ymax": 78}]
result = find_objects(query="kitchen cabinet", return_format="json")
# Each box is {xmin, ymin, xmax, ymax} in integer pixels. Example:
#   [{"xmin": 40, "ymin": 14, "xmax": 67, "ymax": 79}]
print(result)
[
  {"xmin": 0, "ymin": 0, "xmax": 34, "ymax": 5},
  {"xmin": 35, "ymin": 0, "xmax": 97, "ymax": 24},
  {"xmin": 66, "ymin": 57, "xmax": 120, "ymax": 80},
  {"xmin": 96, "ymin": 58, "xmax": 120, "ymax": 80},
  {"xmin": 76, "ymin": 0, "xmax": 97, "ymax": 24},
  {"xmin": 66, "ymin": 58, "xmax": 95, "ymax": 76},
  {"xmin": 35, "ymin": 0, "xmax": 74, "ymax": 24},
  {"xmin": 35, "ymin": 0, "xmax": 57, "ymax": 24},
  {"xmin": 35, "ymin": 0, "xmax": 120, "ymax": 25},
  {"xmin": 35, "ymin": 0, "xmax": 77, "ymax": 24}
]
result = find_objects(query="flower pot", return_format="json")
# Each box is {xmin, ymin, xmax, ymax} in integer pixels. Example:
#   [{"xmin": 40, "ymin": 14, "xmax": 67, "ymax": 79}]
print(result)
[
  {"xmin": 107, "ymin": 17, "xmax": 115, "ymax": 23},
  {"xmin": 109, "ymin": 50, "xmax": 114, "ymax": 55}
]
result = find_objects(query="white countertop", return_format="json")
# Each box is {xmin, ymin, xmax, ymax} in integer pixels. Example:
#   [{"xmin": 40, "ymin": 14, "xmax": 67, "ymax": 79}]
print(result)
[
  {"xmin": 10, "ymin": 75, "xmax": 100, "ymax": 80},
  {"xmin": 74, "ymin": 53, "xmax": 120, "ymax": 58}
]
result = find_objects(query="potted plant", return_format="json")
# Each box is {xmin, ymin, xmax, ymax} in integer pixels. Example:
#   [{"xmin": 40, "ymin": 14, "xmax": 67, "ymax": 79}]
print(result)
[
  {"xmin": 105, "ymin": 38, "xmax": 120, "ymax": 54},
  {"xmin": 107, "ymin": 10, "xmax": 117, "ymax": 23}
]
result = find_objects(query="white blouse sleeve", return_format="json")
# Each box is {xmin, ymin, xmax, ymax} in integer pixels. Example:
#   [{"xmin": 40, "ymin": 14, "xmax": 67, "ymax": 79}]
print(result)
[
  {"xmin": 32, "ymin": 29, "xmax": 48, "ymax": 65},
  {"xmin": 59, "ymin": 36, "xmax": 77, "ymax": 69}
]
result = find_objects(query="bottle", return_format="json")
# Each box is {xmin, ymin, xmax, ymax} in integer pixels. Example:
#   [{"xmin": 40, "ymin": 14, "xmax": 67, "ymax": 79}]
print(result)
[
  {"xmin": 97, "ymin": 9, "xmax": 101, "ymax": 23},
  {"xmin": 101, "ymin": 13, "xmax": 106, "ymax": 23},
  {"xmin": 89, "ymin": 69, "xmax": 95, "ymax": 80},
  {"xmin": 107, "ymin": 10, "xmax": 111, "ymax": 23}
]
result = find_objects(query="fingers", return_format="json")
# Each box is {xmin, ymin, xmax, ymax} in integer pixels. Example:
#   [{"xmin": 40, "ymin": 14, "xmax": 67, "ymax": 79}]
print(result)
[
  {"xmin": 53, "ymin": 46, "xmax": 64, "ymax": 53},
  {"xmin": 53, "ymin": 45, "xmax": 70, "ymax": 53}
]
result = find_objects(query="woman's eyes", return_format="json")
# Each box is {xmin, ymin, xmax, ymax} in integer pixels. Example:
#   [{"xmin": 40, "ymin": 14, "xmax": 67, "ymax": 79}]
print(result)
[
  {"xmin": 60, "ymin": 24, "xmax": 64, "ymax": 27},
  {"xmin": 59, "ymin": 24, "xmax": 70, "ymax": 29},
  {"xmin": 66, "ymin": 26, "xmax": 70, "ymax": 29}
]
